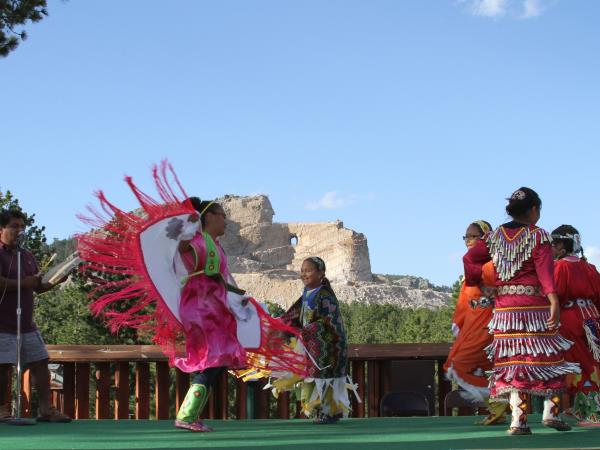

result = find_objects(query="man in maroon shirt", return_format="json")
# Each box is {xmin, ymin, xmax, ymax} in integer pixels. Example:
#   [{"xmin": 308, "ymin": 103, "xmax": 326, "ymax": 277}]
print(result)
[{"xmin": 0, "ymin": 209, "xmax": 70, "ymax": 422}]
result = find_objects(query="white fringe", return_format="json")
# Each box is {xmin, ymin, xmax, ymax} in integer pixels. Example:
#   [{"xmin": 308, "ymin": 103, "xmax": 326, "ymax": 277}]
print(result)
[
  {"xmin": 583, "ymin": 319, "xmax": 600, "ymax": 362},
  {"xmin": 305, "ymin": 376, "xmax": 361, "ymax": 418},
  {"xmin": 494, "ymin": 361, "xmax": 581, "ymax": 383},
  {"xmin": 451, "ymin": 322, "xmax": 460, "ymax": 338},
  {"xmin": 487, "ymin": 334, "xmax": 574, "ymax": 358},
  {"xmin": 489, "ymin": 310, "xmax": 550, "ymax": 333}
]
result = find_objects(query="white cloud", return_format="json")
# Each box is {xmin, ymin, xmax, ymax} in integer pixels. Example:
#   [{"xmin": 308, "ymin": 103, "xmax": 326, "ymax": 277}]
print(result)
[
  {"xmin": 522, "ymin": 0, "xmax": 544, "ymax": 18},
  {"xmin": 460, "ymin": 0, "xmax": 548, "ymax": 19},
  {"xmin": 305, "ymin": 191, "xmax": 375, "ymax": 211},
  {"xmin": 585, "ymin": 246, "xmax": 600, "ymax": 268},
  {"xmin": 469, "ymin": 0, "xmax": 508, "ymax": 18}
]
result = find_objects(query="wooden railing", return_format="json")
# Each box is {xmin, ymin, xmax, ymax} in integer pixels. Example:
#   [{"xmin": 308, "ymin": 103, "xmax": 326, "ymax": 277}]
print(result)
[{"xmin": 6, "ymin": 343, "xmax": 453, "ymax": 420}]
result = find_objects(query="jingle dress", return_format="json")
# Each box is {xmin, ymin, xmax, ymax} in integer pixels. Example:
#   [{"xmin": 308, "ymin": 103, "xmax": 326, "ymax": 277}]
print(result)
[
  {"xmin": 555, "ymin": 256, "xmax": 600, "ymax": 423},
  {"xmin": 463, "ymin": 223, "xmax": 579, "ymax": 399}
]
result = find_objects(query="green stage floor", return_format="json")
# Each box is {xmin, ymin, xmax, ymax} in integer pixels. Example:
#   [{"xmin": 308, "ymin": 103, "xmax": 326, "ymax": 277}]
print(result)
[{"xmin": 1, "ymin": 415, "xmax": 599, "ymax": 450}]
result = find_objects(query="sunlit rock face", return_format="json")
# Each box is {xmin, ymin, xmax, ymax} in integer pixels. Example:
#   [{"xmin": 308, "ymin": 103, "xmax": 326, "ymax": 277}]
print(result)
[{"xmin": 218, "ymin": 195, "xmax": 450, "ymax": 309}]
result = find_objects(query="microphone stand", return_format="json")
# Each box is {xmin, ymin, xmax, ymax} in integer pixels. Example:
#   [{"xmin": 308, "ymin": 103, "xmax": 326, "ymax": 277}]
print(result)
[{"xmin": 8, "ymin": 237, "xmax": 36, "ymax": 426}]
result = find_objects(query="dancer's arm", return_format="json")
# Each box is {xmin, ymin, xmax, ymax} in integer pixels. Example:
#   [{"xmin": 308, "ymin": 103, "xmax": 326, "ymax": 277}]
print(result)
[
  {"xmin": 463, "ymin": 239, "xmax": 491, "ymax": 286},
  {"xmin": 178, "ymin": 214, "xmax": 200, "ymax": 254},
  {"xmin": 533, "ymin": 240, "xmax": 559, "ymax": 329}
]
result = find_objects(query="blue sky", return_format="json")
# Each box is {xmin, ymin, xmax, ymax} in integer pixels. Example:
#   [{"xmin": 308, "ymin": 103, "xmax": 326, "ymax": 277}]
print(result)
[{"xmin": 2, "ymin": 0, "xmax": 600, "ymax": 287}]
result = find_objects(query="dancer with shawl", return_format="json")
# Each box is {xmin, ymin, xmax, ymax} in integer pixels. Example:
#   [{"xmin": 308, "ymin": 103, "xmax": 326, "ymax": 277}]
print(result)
[
  {"xmin": 76, "ymin": 161, "xmax": 307, "ymax": 432},
  {"xmin": 272, "ymin": 257, "xmax": 359, "ymax": 424}
]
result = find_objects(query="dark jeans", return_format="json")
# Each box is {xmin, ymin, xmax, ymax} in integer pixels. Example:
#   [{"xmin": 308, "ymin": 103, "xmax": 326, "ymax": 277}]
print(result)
[{"xmin": 191, "ymin": 366, "xmax": 225, "ymax": 387}]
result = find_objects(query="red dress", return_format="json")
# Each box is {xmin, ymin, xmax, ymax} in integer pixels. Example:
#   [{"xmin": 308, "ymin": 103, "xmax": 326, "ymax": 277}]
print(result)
[
  {"xmin": 464, "ymin": 223, "xmax": 579, "ymax": 397},
  {"xmin": 554, "ymin": 256, "xmax": 600, "ymax": 394}
]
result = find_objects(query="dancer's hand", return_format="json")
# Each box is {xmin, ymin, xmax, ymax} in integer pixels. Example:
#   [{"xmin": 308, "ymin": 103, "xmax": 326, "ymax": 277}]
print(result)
[
  {"xmin": 547, "ymin": 306, "xmax": 559, "ymax": 329},
  {"xmin": 546, "ymin": 293, "xmax": 560, "ymax": 330}
]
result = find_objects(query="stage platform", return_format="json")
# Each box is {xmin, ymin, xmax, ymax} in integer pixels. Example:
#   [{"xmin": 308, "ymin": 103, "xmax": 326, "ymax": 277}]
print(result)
[{"xmin": 1, "ymin": 415, "xmax": 599, "ymax": 450}]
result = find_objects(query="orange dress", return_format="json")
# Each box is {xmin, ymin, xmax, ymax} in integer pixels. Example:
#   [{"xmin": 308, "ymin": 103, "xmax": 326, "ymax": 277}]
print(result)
[
  {"xmin": 451, "ymin": 281, "xmax": 470, "ymax": 337},
  {"xmin": 444, "ymin": 261, "xmax": 496, "ymax": 400}
]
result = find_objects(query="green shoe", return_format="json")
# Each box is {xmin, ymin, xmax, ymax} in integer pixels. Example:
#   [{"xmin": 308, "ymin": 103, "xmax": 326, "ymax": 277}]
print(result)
[{"xmin": 176, "ymin": 383, "xmax": 210, "ymax": 424}]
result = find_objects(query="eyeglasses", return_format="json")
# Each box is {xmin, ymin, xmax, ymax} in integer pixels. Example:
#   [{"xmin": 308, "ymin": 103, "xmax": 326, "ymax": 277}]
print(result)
[{"xmin": 462, "ymin": 234, "xmax": 482, "ymax": 241}]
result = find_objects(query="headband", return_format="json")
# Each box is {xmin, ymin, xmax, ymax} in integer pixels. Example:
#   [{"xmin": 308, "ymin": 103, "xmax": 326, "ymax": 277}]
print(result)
[
  {"xmin": 473, "ymin": 220, "xmax": 491, "ymax": 235},
  {"xmin": 551, "ymin": 232, "xmax": 582, "ymax": 256},
  {"xmin": 199, "ymin": 200, "xmax": 215, "ymax": 216},
  {"xmin": 306, "ymin": 256, "xmax": 326, "ymax": 272}
]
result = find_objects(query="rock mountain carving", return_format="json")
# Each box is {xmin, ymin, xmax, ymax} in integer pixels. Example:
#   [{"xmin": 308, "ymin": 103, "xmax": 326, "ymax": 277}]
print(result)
[{"xmin": 218, "ymin": 195, "xmax": 451, "ymax": 309}]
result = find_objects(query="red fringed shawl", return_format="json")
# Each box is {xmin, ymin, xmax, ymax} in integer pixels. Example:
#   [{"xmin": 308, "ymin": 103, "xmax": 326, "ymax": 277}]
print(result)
[{"xmin": 76, "ymin": 160, "xmax": 308, "ymax": 377}]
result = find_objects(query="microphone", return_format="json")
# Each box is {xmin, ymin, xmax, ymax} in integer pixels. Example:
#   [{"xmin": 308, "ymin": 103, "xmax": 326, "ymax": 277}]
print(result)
[{"xmin": 16, "ymin": 231, "xmax": 27, "ymax": 248}]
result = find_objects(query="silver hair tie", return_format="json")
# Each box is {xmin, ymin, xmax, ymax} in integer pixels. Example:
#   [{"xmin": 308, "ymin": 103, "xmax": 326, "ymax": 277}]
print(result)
[{"xmin": 511, "ymin": 190, "xmax": 526, "ymax": 200}]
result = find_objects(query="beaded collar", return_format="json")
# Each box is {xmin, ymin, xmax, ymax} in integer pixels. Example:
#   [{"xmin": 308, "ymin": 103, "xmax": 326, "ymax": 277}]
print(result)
[{"xmin": 486, "ymin": 224, "xmax": 551, "ymax": 281}]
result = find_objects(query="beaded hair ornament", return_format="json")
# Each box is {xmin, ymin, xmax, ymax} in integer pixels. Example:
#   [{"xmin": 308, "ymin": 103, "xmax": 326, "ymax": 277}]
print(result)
[{"xmin": 551, "ymin": 232, "xmax": 583, "ymax": 256}]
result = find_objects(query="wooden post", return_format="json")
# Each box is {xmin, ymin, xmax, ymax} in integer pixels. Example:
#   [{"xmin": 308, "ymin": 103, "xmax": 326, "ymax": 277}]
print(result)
[
  {"xmin": 21, "ymin": 369, "xmax": 31, "ymax": 417},
  {"xmin": 295, "ymin": 400, "xmax": 303, "ymax": 419},
  {"xmin": 437, "ymin": 359, "xmax": 451, "ymax": 416},
  {"xmin": 277, "ymin": 392, "xmax": 290, "ymax": 419},
  {"xmin": 367, "ymin": 361, "xmax": 380, "ymax": 418},
  {"xmin": 256, "ymin": 379, "xmax": 269, "ymax": 419},
  {"xmin": 380, "ymin": 360, "xmax": 392, "ymax": 398},
  {"xmin": 95, "ymin": 362, "xmax": 111, "ymax": 419},
  {"xmin": 352, "ymin": 360, "xmax": 366, "ymax": 418},
  {"xmin": 236, "ymin": 379, "xmax": 247, "ymax": 420},
  {"xmin": 217, "ymin": 371, "xmax": 228, "ymax": 420},
  {"xmin": 135, "ymin": 362, "xmax": 150, "ymax": 420},
  {"xmin": 62, "ymin": 362, "xmax": 76, "ymax": 418},
  {"xmin": 75, "ymin": 363, "xmax": 90, "ymax": 419},
  {"xmin": 155, "ymin": 362, "xmax": 170, "ymax": 420},
  {"xmin": 175, "ymin": 370, "xmax": 189, "ymax": 415},
  {"xmin": 114, "ymin": 362, "xmax": 129, "ymax": 419},
  {"xmin": 2, "ymin": 366, "xmax": 12, "ymax": 410}
]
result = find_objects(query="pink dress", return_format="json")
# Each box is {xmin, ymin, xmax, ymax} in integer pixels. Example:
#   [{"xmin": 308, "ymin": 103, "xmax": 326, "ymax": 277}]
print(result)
[{"xmin": 173, "ymin": 233, "xmax": 246, "ymax": 373}]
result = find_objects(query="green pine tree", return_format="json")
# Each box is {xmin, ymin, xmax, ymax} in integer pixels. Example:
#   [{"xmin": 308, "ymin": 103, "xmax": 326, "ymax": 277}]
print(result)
[{"xmin": 0, "ymin": 0, "xmax": 48, "ymax": 57}]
